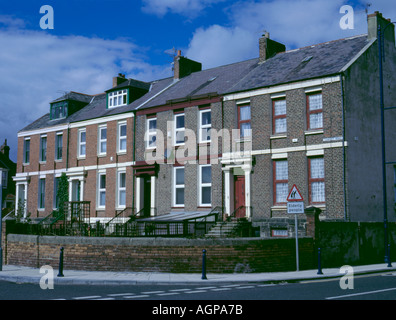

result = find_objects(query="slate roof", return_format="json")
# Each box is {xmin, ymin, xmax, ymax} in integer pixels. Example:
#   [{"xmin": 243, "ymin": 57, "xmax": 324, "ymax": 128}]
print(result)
[
  {"xmin": 227, "ymin": 34, "xmax": 370, "ymax": 94},
  {"xmin": 19, "ymin": 34, "xmax": 371, "ymax": 133}
]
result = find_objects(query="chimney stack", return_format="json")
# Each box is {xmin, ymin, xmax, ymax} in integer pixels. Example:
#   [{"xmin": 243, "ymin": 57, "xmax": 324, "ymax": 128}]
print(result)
[
  {"xmin": 259, "ymin": 32, "xmax": 286, "ymax": 62},
  {"xmin": 113, "ymin": 73, "xmax": 127, "ymax": 88},
  {"xmin": 367, "ymin": 11, "xmax": 395, "ymax": 46},
  {"xmin": 0, "ymin": 139, "xmax": 9, "ymax": 159},
  {"xmin": 173, "ymin": 50, "xmax": 202, "ymax": 80}
]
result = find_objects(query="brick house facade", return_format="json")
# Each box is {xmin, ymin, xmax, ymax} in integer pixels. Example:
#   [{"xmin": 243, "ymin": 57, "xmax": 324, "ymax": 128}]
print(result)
[{"xmin": 13, "ymin": 12, "xmax": 396, "ymax": 236}]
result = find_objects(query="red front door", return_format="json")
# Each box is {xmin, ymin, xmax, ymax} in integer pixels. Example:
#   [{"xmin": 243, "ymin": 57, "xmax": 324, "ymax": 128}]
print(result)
[{"xmin": 234, "ymin": 176, "xmax": 246, "ymax": 218}]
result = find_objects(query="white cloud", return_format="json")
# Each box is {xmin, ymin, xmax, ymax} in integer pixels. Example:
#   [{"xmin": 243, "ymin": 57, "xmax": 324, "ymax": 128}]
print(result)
[
  {"xmin": 185, "ymin": 0, "xmax": 387, "ymax": 70},
  {"xmin": 0, "ymin": 18, "xmax": 170, "ymax": 162},
  {"xmin": 186, "ymin": 25, "xmax": 258, "ymax": 69},
  {"xmin": 141, "ymin": 0, "xmax": 225, "ymax": 18}
]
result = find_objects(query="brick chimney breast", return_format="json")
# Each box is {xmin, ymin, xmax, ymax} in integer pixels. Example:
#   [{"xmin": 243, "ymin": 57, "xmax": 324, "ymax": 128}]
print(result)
[
  {"xmin": 113, "ymin": 73, "xmax": 128, "ymax": 87},
  {"xmin": 173, "ymin": 51, "xmax": 202, "ymax": 80},
  {"xmin": 259, "ymin": 32, "xmax": 286, "ymax": 62},
  {"xmin": 0, "ymin": 139, "xmax": 9, "ymax": 159},
  {"xmin": 367, "ymin": 11, "xmax": 395, "ymax": 46}
]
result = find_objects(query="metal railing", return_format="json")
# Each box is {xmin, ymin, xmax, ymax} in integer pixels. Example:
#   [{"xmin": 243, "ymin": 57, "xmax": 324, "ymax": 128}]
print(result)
[{"xmin": 6, "ymin": 205, "xmax": 257, "ymax": 238}]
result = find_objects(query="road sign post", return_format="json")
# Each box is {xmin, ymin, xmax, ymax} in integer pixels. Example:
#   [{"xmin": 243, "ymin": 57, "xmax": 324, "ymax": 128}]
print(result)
[{"xmin": 287, "ymin": 185, "xmax": 304, "ymax": 272}]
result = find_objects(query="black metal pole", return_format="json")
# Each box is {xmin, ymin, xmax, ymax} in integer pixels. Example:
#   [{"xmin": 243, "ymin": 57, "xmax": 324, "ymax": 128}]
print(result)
[
  {"xmin": 387, "ymin": 244, "xmax": 392, "ymax": 268},
  {"xmin": 317, "ymin": 247, "xmax": 323, "ymax": 275},
  {"xmin": 378, "ymin": 25, "xmax": 391, "ymax": 267},
  {"xmin": 201, "ymin": 249, "xmax": 207, "ymax": 280},
  {"xmin": 57, "ymin": 247, "xmax": 64, "ymax": 277}
]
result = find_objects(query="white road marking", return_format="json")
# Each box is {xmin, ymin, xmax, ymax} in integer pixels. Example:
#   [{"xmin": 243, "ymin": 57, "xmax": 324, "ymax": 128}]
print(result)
[
  {"xmin": 72, "ymin": 295, "xmax": 102, "ymax": 300},
  {"xmin": 157, "ymin": 292, "xmax": 180, "ymax": 296},
  {"xmin": 169, "ymin": 288, "xmax": 191, "ymax": 292},
  {"xmin": 326, "ymin": 287, "xmax": 396, "ymax": 300},
  {"xmin": 221, "ymin": 284, "xmax": 241, "ymax": 288},
  {"xmin": 123, "ymin": 295, "xmax": 150, "ymax": 299},
  {"xmin": 211, "ymin": 288, "xmax": 231, "ymax": 291},
  {"xmin": 142, "ymin": 290, "xmax": 165, "ymax": 294},
  {"xmin": 185, "ymin": 290, "xmax": 207, "ymax": 294},
  {"xmin": 107, "ymin": 293, "xmax": 134, "ymax": 297}
]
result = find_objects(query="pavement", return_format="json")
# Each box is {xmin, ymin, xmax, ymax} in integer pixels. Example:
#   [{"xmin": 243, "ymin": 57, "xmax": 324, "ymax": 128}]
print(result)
[{"xmin": 0, "ymin": 263, "xmax": 395, "ymax": 286}]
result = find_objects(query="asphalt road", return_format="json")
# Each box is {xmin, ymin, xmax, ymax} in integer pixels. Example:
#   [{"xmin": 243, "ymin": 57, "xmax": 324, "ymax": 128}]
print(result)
[{"xmin": 1, "ymin": 272, "xmax": 396, "ymax": 302}]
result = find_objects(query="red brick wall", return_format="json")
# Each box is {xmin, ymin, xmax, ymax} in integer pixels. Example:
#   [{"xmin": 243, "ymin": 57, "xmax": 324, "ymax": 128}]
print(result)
[{"xmin": 5, "ymin": 234, "xmax": 315, "ymax": 273}]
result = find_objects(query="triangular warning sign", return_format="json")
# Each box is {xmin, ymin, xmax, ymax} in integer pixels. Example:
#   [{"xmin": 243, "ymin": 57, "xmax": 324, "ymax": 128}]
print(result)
[{"xmin": 287, "ymin": 184, "xmax": 304, "ymax": 202}]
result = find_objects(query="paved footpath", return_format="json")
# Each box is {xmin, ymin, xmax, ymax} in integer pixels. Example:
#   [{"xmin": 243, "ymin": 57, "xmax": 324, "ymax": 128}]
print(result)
[{"xmin": 0, "ymin": 263, "xmax": 395, "ymax": 286}]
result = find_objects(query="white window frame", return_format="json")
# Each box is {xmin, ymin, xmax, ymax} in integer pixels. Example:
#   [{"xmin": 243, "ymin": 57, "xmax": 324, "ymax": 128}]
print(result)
[
  {"xmin": 117, "ymin": 170, "xmax": 126, "ymax": 209},
  {"xmin": 39, "ymin": 135, "xmax": 47, "ymax": 163},
  {"xmin": 98, "ymin": 125, "xmax": 107, "ymax": 156},
  {"xmin": 199, "ymin": 164, "xmax": 212, "ymax": 207},
  {"xmin": 146, "ymin": 117, "xmax": 157, "ymax": 149},
  {"xmin": 117, "ymin": 121, "xmax": 127, "ymax": 154},
  {"xmin": 174, "ymin": 113, "xmax": 185, "ymax": 146},
  {"xmin": 78, "ymin": 128, "xmax": 86, "ymax": 158},
  {"xmin": 108, "ymin": 89, "xmax": 128, "ymax": 108},
  {"xmin": 199, "ymin": 109, "xmax": 211, "ymax": 143},
  {"xmin": 173, "ymin": 166, "xmax": 185, "ymax": 207},
  {"xmin": 97, "ymin": 171, "xmax": 106, "ymax": 209}
]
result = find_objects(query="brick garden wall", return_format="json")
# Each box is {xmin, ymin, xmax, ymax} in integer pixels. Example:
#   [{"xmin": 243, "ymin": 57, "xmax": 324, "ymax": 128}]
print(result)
[{"xmin": 4, "ymin": 234, "xmax": 315, "ymax": 273}]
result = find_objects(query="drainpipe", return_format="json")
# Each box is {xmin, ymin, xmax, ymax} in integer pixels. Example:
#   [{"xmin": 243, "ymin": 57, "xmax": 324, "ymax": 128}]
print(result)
[
  {"xmin": 221, "ymin": 99, "xmax": 224, "ymax": 216},
  {"xmin": 66, "ymin": 124, "xmax": 70, "ymax": 170},
  {"xmin": 340, "ymin": 74, "xmax": 348, "ymax": 221},
  {"xmin": 132, "ymin": 110, "xmax": 136, "ymax": 214}
]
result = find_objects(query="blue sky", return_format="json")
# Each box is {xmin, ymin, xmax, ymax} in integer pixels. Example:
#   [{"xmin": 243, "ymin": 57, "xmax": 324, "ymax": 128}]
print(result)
[{"xmin": 1, "ymin": 0, "xmax": 395, "ymax": 161}]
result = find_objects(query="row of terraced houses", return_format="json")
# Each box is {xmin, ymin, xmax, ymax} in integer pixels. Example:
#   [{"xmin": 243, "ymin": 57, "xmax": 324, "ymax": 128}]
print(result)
[{"xmin": 13, "ymin": 12, "xmax": 396, "ymax": 237}]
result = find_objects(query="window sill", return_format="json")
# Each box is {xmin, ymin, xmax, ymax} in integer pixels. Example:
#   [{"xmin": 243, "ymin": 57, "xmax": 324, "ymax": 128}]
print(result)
[
  {"xmin": 271, "ymin": 205, "xmax": 287, "ymax": 210},
  {"xmin": 305, "ymin": 129, "xmax": 323, "ymax": 136},
  {"xmin": 235, "ymin": 137, "xmax": 252, "ymax": 143},
  {"xmin": 39, "ymin": 161, "xmax": 47, "ymax": 165},
  {"xmin": 270, "ymin": 134, "xmax": 287, "ymax": 140},
  {"xmin": 198, "ymin": 141, "xmax": 211, "ymax": 145},
  {"xmin": 55, "ymin": 159, "xmax": 63, "ymax": 162},
  {"xmin": 77, "ymin": 156, "xmax": 86, "ymax": 160},
  {"xmin": 117, "ymin": 151, "xmax": 127, "ymax": 155}
]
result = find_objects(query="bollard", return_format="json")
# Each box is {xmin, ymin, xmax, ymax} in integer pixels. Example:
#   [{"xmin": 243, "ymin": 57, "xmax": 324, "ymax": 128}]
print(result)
[
  {"xmin": 317, "ymin": 247, "xmax": 323, "ymax": 275},
  {"xmin": 57, "ymin": 247, "xmax": 64, "ymax": 277},
  {"xmin": 387, "ymin": 244, "xmax": 392, "ymax": 268},
  {"xmin": 201, "ymin": 249, "xmax": 207, "ymax": 280}
]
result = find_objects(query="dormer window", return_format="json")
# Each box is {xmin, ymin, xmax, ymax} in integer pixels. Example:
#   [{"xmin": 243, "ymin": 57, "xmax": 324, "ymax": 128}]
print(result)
[
  {"xmin": 108, "ymin": 89, "xmax": 128, "ymax": 108},
  {"xmin": 50, "ymin": 101, "xmax": 68, "ymax": 120}
]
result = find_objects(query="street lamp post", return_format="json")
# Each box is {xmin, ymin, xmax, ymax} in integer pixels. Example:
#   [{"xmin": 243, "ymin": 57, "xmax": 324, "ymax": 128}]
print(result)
[{"xmin": 377, "ymin": 21, "xmax": 395, "ymax": 267}]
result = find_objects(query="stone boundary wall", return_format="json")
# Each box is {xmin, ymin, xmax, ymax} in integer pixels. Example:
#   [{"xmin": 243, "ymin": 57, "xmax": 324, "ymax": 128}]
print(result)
[{"xmin": 4, "ymin": 234, "xmax": 315, "ymax": 273}]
